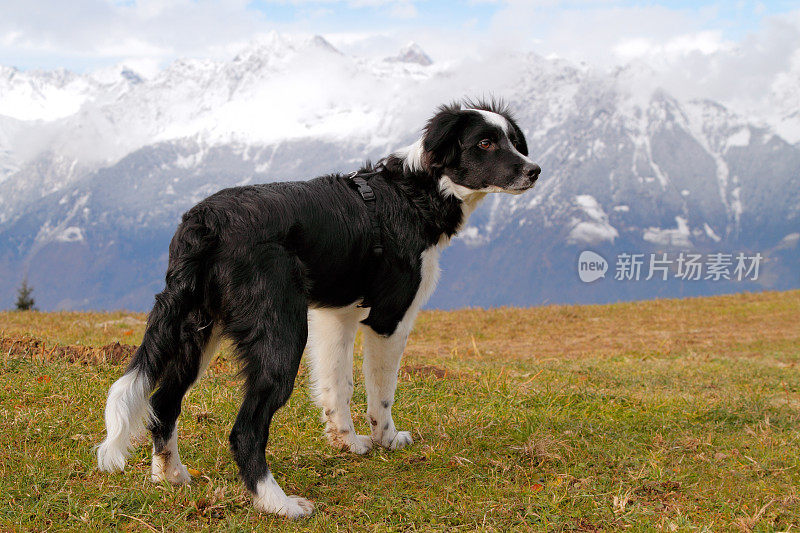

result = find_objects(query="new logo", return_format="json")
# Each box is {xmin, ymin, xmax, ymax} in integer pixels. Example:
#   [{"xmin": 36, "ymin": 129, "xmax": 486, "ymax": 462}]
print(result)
[{"xmin": 578, "ymin": 251, "xmax": 608, "ymax": 283}]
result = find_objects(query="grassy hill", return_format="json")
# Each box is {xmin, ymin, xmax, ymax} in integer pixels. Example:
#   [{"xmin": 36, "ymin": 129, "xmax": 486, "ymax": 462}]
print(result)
[{"xmin": 1, "ymin": 290, "xmax": 799, "ymax": 531}]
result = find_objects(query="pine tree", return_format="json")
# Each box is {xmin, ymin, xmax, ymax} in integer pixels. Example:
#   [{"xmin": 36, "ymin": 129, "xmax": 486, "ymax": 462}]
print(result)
[{"xmin": 15, "ymin": 278, "xmax": 36, "ymax": 311}]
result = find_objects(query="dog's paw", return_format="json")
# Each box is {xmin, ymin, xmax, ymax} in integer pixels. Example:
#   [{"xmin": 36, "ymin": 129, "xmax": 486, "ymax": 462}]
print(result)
[
  {"xmin": 374, "ymin": 430, "xmax": 413, "ymax": 450},
  {"xmin": 253, "ymin": 475, "xmax": 315, "ymax": 519},
  {"xmin": 151, "ymin": 457, "xmax": 191, "ymax": 484},
  {"xmin": 389, "ymin": 430, "xmax": 413, "ymax": 450},
  {"xmin": 285, "ymin": 496, "xmax": 315, "ymax": 518},
  {"xmin": 349, "ymin": 434, "xmax": 374, "ymax": 455},
  {"xmin": 327, "ymin": 431, "xmax": 373, "ymax": 454},
  {"xmin": 255, "ymin": 494, "xmax": 315, "ymax": 519}
]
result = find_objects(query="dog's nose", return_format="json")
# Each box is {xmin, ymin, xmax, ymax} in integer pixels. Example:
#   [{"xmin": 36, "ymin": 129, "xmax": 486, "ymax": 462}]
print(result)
[{"xmin": 524, "ymin": 163, "xmax": 541, "ymax": 181}]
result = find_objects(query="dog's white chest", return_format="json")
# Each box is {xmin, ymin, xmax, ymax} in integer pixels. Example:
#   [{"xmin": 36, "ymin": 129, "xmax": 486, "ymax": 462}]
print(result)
[{"xmin": 413, "ymin": 242, "xmax": 444, "ymax": 312}]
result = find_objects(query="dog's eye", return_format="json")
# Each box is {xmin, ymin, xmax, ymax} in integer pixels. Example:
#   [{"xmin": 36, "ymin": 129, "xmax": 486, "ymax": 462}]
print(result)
[{"xmin": 477, "ymin": 139, "xmax": 492, "ymax": 150}]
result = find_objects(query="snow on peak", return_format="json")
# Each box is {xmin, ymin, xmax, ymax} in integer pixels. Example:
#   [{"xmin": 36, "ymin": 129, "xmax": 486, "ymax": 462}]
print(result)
[
  {"xmin": 89, "ymin": 63, "xmax": 150, "ymax": 87},
  {"xmin": 0, "ymin": 67, "xmax": 92, "ymax": 121},
  {"xmin": 311, "ymin": 35, "xmax": 342, "ymax": 55},
  {"xmin": 232, "ymin": 32, "xmax": 341, "ymax": 65},
  {"xmin": 120, "ymin": 69, "xmax": 143, "ymax": 85},
  {"xmin": 643, "ymin": 216, "xmax": 692, "ymax": 248},
  {"xmin": 385, "ymin": 42, "xmax": 433, "ymax": 66},
  {"xmin": 55, "ymin": 226, "xmax": 85, "ymax": 243},
  {"xmin": 0, "ymin": 32, "xmax": 795, "ymax": 205},
  {"xmin": 567, "ymin": 195, "xmax": 619, "ymax": 245}
]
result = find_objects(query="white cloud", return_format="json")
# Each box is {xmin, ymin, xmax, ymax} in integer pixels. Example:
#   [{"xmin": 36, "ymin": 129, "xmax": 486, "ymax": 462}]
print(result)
[
  {"xmin": 482, "ymin": 2, "xmax": 800, "ymax": 120},
  {"xmin": 94, "ymin": 38, "xmax": 173, "ymax": 59},
  {"xmin": 0, "ymin": 0, "xmax": 799, "ymax": 125},
  {"xmin": 487, "ymin": 2, "xmax": 725, "ymax": 66},
  {"xmin": 613, "ymin": 31, "xmax": 732, "ymax": 62},
  {"xmin": 0, "ymin": 0, "xmax": 430, "ymax": 70},
  {"xmin": 389, "ymin": 1, "xmax": 417, "ymax": 19},
  {"xmin": 0, "ymin": 0, "xmax": 268, "ymax": 69},
  {"xmin": 1, "ymin": 31, "xmax": 23, "ymax": 47},
  {"xmin": 633, "ymin": 14, "xmax": 800, "ymax": 116}
]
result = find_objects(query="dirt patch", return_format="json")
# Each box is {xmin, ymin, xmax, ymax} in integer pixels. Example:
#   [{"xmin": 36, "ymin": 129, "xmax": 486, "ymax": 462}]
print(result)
[
  {"xmin": 400, "ymin": 364, "xmax": 449, "ymax": 379},
  {"xmin": 0, "ymin": 334, "xmax": 136, "ymax": 365}
]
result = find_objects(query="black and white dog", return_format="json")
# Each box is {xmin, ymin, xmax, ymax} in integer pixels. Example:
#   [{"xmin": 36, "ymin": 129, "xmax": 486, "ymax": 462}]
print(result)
[{"xmin": 97, "ymin": 100, "xmax": 540, "ymax": 518}]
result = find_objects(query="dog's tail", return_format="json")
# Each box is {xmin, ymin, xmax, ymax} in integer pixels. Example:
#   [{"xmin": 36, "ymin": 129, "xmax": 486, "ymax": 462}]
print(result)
[{"xmin": 97, "ymin": 207, "xmax": 216, "ymax": 472}]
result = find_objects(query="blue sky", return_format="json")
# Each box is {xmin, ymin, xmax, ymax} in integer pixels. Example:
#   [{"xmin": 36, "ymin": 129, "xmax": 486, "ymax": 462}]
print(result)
[
  {"xmin": 0, "ymin": 1, "xmax": 799, "ymax": 73},
  {"xmin": 245, "ymin": 0, "xmax": 498, "ymax": 30},
  {"xmin": 246, "ymin": 0, "xmax": 792, "ymax": 39}
]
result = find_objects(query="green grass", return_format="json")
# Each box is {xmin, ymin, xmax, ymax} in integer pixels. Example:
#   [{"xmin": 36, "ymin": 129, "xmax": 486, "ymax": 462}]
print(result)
[{"xmin": 1, "ymin": 290, "xmax": 799, "ymax": 531}]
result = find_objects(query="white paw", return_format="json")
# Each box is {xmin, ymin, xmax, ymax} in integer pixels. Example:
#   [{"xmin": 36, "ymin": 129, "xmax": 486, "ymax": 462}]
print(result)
[
  {"xmin": 282, "ymin": 496, "xmax": 315, "ymax": 518},
  {"xmin": 255, "ymin": 494, "xmax": 314, "ymax": 519},
  {"xmin": 151, "ymin": 458, "xmax": 191, "ymax": 484},
  {"xmin": 349, "ymin": 434, "xmax": 374, "ymax": 455},
  {"xmin": 385, "ymin": 430, "xmax": 413, "ymax": 450},
  {"xmin": 253, "ymin": 474, "xmax": 314, "ymax": 518},
  {"xmin": 327, "ymin": 430, "xmax": 373, "ymax": 455}
]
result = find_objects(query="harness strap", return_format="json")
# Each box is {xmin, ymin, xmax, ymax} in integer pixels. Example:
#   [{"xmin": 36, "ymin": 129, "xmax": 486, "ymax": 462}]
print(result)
[{"xmin": 347, "ymin": 170, "xmax": 383, "ymax": 257}]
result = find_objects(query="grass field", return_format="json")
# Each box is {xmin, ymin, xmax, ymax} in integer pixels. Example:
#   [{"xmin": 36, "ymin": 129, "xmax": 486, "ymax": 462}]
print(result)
[{"xmin": 1, "ymin": 290, "xmax": 799, "ymax": 531}]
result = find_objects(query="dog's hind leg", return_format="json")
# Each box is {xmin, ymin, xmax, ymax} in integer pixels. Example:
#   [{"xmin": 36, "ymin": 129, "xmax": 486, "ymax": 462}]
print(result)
[
  {"xmin": 307, "ymin": 305, "xmax": 373, "ymax": 454},
  {"xmin": 149, "ymin": 312, "xmax": 219, "ymax": 484},
  {"xmin": 226, "ymin": 253, "xmax": 314, "ymax": 518}
]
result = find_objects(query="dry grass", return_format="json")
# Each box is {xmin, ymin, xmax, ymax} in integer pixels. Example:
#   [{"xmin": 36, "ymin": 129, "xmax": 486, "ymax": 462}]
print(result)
[{"xmin": 411, "ymin": 290, "xmax": 800, "ymax": 364}]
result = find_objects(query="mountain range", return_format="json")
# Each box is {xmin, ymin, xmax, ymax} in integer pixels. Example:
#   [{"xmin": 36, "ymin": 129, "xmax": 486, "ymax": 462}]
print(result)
[{"xmin": 1, "ymin": 33, "xmax": 798, "ymax": 310}]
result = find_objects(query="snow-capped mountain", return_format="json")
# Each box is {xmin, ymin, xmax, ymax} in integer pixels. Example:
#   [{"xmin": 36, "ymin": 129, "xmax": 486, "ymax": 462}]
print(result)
[
  {"xmin": 768, "ymin": 67, "xmax": 800, "ymax": 144},
  {"xmin": 0, "ymin": 34, "xmax": 798, "ymax": 310},
  {"xmin": 384, "ymin": 42, "xmax": 433, "ymax": 66}
]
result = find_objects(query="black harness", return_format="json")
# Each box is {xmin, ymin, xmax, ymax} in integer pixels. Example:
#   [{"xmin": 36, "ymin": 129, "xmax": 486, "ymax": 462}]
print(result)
[{"xmin": 346, "ymin": 167, "xmax": 384, "ymax": 258}]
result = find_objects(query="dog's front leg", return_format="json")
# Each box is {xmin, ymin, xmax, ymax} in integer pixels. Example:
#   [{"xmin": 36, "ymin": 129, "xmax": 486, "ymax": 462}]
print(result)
[
  {"xmin": 307, "ymin": 307, "xmax": 373, "ymax": 454},
  {"xmin": 362, "ymin": 326, "xmax": 413, "ymax": 450}
]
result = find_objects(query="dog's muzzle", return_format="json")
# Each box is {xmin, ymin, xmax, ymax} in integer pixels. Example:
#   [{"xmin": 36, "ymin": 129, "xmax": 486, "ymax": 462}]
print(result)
[
  {"xmin": 509, "ymin": 163, "xmax": 541, "ymax": 192},
  {"xmin": 524, "ymin": 163, "xmax": 541, "ymax": 182}
]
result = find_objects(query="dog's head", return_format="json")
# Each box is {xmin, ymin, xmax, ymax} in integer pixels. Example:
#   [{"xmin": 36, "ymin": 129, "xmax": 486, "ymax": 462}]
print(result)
[{"xmin": 415, "ymin": 100, "xmax": 540, "ymax": 199}]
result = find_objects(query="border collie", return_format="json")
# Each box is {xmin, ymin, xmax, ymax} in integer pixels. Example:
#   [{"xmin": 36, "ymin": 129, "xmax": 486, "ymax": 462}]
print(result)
[{"xmin": 97, "ymin": 100, "xmax": 540, "ymax": 518}]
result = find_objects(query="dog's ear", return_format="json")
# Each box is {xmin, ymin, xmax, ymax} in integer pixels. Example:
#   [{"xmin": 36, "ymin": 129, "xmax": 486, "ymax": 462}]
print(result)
[
  {"xmin": 508, "ymin": 120, "xmax": 529, "ymax": 156},
  {"xmin": 423, "ymin": 105, "xmax": 466, "ymax": 171}
]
